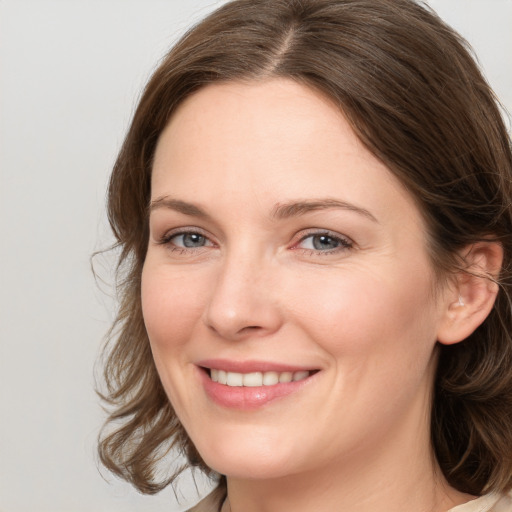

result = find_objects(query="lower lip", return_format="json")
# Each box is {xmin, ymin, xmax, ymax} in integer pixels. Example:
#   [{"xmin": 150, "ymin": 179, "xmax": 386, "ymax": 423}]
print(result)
[{"xmin": 199, "ymin": 368, "xmax": 315, "ymax": 410}]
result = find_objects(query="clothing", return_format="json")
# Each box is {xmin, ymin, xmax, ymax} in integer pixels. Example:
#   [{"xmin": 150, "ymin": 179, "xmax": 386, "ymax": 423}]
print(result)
[
  {"xmin": 187, "ymin": 488, "xmax": 512, "ymax": 512},
  {"xmin": 187, "ymin": 485, "xmax": 226, "ymax": 512},
  {"xmin": 448, "ymin": 493, "xmax": 512, "ymax": 512}
]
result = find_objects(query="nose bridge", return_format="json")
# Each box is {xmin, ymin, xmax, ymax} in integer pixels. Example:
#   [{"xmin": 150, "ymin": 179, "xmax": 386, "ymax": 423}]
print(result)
[{"xmin": 203, "ymin": 242, "xmax": 281, "ymax": 340}]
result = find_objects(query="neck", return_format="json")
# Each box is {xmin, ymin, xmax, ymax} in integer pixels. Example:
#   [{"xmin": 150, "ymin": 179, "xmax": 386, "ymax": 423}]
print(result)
[
  {"xmin": 222, "ymin": 402, "xmax": 472, "ymax": 512},
  {"xmin": 224, "ymin": 454, "xmax": 469, "ymax": 512}
]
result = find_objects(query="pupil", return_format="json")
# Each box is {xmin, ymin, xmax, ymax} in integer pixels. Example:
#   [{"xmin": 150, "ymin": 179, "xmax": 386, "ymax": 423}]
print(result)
[
  {"xmin": 183, "ymin": 233, "xmax": 204, "ymax": 247},
  {"xmin": 313, "ymin": 235, "xmax": 338, "ymax": 250}
]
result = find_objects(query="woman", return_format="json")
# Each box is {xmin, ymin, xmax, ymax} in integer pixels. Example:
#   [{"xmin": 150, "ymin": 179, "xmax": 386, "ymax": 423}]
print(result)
[{"xmin": 98, "ymin": 0, "xmax": 512, "ymax": 511}]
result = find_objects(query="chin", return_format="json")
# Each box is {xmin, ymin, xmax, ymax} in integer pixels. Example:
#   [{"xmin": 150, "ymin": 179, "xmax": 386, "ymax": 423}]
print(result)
[
  {"xmin": 205, "ymin": 456, "xmax": 294, "ymax": 481},
  {"xmin": 192, "ymin": 429, "xmax": 299, "ymax": 480}
]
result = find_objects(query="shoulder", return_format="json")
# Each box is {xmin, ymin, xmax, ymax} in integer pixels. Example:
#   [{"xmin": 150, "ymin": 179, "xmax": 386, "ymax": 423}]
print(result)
[
  {"xmin": 448, "ymin": 492, "xmax": 512, "ymax": 512},
  {"xmin": 186, "ymin": 484, "xmax": 226, "ymax": 512},
  {"xmin": 494, "ymin": 493, "xmax": 512, "ymax": 512}
]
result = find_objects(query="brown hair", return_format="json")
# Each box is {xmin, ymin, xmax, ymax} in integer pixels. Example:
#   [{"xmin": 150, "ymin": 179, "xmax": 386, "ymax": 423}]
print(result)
[{"xmin": 98, "ymin": 0, "xmax": 512, "ymax": 497}]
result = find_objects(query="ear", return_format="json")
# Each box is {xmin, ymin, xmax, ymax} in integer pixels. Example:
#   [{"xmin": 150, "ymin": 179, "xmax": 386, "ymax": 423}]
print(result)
[{"xmin": 437, "ymin": 241, "xmax": 503, "ymax": 345}]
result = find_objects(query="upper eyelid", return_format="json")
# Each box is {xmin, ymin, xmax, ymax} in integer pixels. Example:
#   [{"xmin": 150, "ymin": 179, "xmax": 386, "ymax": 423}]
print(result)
[
  {"xmin": 295, "ymin": 228, "xmax": 353, "ymax": 243},
  {"xmin": 159, "ymin": 226, "xmax": 213, "ymax": 240}
]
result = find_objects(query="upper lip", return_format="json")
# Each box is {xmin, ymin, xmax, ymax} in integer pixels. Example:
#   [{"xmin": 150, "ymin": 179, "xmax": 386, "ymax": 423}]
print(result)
[{"xmin": 196, "ymin": 358, "xmax": 318, "ymax": 373}]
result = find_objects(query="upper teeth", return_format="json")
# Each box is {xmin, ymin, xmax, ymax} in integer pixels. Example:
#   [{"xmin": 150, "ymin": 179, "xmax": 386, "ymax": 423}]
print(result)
[{"xmin": 210, "ymin": 369, "xmax": 310, "ymax": 387}]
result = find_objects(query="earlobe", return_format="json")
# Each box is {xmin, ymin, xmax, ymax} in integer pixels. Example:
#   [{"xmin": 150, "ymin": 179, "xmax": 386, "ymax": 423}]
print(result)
[{"xmin": 437, "ymin": 241, "xmax": 503, "ymax": 346}]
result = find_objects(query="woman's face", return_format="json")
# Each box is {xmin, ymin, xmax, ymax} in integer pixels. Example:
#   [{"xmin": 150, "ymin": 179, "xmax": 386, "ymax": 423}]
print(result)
[{"xmin": 142, "ymin": 79, "xmax": 449, "ymax": 480}]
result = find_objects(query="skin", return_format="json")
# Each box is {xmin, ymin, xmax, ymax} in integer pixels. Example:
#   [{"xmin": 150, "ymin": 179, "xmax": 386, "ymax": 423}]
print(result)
[{"xmin": 142, "ymin": 79, "xmax": 475, "ymax": 512}]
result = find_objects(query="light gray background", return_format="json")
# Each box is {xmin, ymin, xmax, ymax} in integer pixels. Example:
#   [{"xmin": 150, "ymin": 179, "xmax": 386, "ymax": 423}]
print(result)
[{"xmin": 1, "ymin": 1, "xmax": 510, "ymax": 511}]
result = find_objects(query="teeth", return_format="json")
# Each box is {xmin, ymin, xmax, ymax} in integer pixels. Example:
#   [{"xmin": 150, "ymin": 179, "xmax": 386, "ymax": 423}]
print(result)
[
  {"xmin": 226, "ymin": 372, "xmax": 243, "ymax": 387},
  {"xmin": 209, "ymin": 369, "xmax": 311, "ymax": 387},
  {"xmin": 293, "ymin": 370, "xmax": 309, "ymax": 381},
  {"xmin": 243, "ymin": 372, "xmax": 263, "ymax": 387},
  {"xmin": 262, "ymin": 371, "xmax": 279, "ymax": 386},
  {"xmin": 279, "ymin": 372, "xmax": 293, "ymax": 383}
]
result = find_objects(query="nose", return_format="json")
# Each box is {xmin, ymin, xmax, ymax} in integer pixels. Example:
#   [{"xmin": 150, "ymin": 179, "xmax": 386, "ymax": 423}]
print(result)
[{"xmin": 202, "ymin": 252, "xmax": 283, "ymax": 341}]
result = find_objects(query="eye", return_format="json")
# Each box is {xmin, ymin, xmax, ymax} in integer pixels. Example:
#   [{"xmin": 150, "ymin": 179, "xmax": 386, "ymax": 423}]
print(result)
[
  {"xmin": 295, "ymin": 231, "xmax": 353, "ymax": 253},
  {"xmin": 158, "ymin": 229, "xmax": 215, "ymax": 252},
  {"xmin": 172, "ymin": 232, "xmax": 209, "ymax": 248}
]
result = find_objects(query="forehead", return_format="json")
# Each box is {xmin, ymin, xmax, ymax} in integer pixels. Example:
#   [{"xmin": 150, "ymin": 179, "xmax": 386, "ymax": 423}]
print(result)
[
  {"xmin": 153, "ymin": 79, "xmax": 369, "ymax": 170},
  {"xmin": 151, "ymin": 79, "xmax": 421, "ymax": 231}
]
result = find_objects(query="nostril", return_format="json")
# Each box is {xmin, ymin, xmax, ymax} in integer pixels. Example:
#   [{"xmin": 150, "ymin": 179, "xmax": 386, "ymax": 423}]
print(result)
[{"xmin": 238, "ymin": 325, "xmax": 264, "ymax": 335}]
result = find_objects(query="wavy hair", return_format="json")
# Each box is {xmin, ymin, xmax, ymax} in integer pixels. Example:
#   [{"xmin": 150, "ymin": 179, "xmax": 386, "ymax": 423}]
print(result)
[{"xmin": 98, "ymin": 0, "xmax": 512, "ymax": 496}]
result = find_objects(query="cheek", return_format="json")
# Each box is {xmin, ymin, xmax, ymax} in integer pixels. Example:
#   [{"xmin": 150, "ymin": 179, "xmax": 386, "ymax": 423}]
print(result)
[
  {"xmin": 141, "ymin": 263, "xmax": 210, "ymax": 420},
  {"xmin": 141, "ymin": 264, "xmax": 207, "ymax": 355},
  {"xmin": 285, "ymin": 263, "xmax": 438, "ymax": 364},
  {"xmin": 284, "ymin": 265, "xmax": 439, "ymax": 438}
]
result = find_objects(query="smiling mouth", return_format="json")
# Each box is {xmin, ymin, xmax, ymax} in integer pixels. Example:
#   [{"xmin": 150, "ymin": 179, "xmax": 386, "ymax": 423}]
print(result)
[{"xmin": 208, "ymin": 369, "xmax": 315, "ymax": 387}]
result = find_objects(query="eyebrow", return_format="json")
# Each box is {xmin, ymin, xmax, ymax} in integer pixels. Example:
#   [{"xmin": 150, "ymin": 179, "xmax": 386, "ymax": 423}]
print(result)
[
  {"xmin": 149, "ymin": 196, "xmax": 378, "ymax": 223},
  {"xmin": 149, "ymin": 197, "xmax": 211, "ymax": 218},
  {"xmin": 271, "ymin": 199, "xmax": 378, "ymax": 222}
]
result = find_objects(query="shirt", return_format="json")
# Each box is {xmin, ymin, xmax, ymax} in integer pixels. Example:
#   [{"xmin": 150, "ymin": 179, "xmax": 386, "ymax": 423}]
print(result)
[{"xmin": 448, "ymin": 493, "xmax": 512, "ymax": 512}]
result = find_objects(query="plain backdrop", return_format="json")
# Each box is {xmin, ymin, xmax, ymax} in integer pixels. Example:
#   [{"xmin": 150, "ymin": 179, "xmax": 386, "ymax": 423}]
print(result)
[{"xmin": 0, "ymin": 1, "xmax": 511, "ymax": 511}]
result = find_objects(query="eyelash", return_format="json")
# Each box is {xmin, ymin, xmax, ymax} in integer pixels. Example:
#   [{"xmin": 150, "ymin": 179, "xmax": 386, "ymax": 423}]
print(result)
[{"xmin": 157, "ymin": 228, "xmax": 354, "ymax": 256}]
